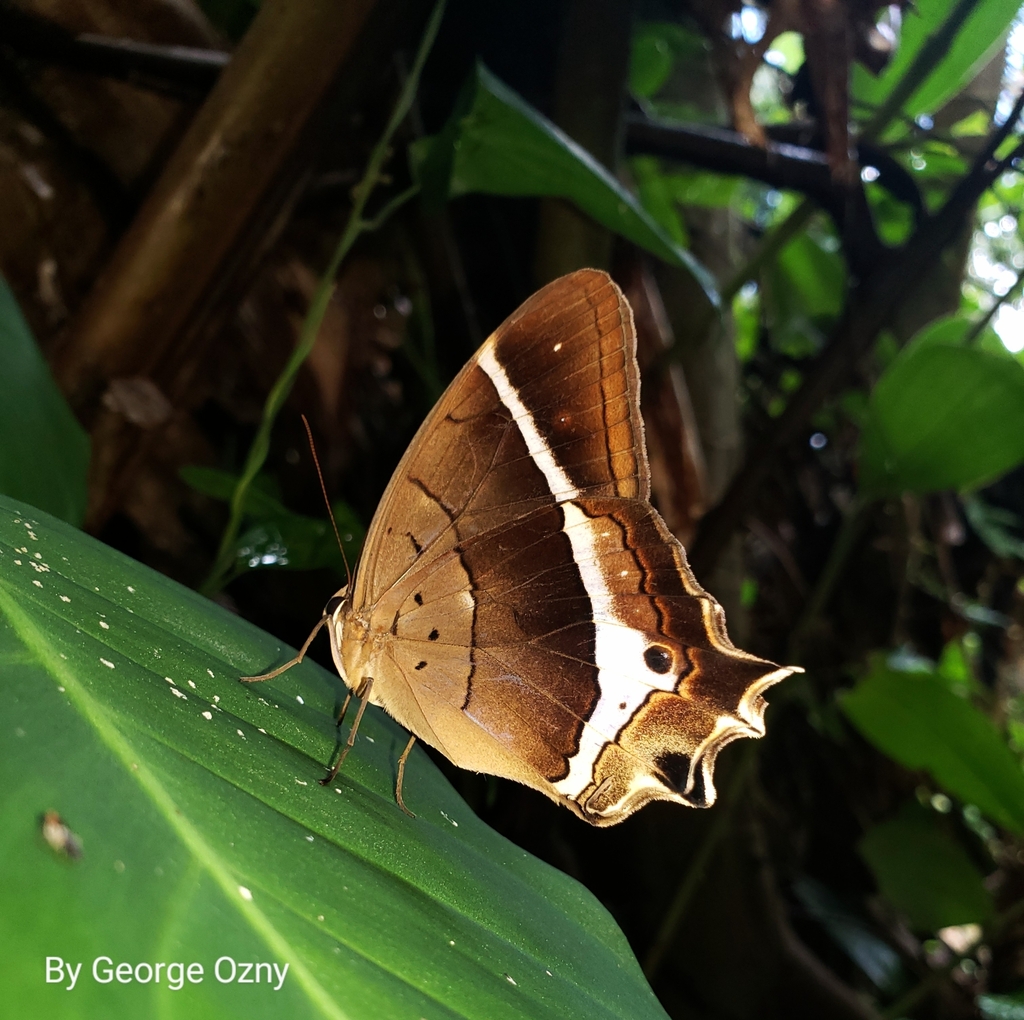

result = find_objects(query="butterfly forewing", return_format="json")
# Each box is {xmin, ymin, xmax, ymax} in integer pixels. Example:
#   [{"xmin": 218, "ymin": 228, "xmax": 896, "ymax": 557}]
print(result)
[{"xmin": 335, "ymin": 269, "xmax": 793, "ymax": 825}]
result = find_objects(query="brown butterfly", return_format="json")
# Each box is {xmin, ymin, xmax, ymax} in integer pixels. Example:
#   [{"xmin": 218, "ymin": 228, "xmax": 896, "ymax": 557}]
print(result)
[{"xmin": 246, "ymin": 269, "xmax": 794, "ymax": 826}]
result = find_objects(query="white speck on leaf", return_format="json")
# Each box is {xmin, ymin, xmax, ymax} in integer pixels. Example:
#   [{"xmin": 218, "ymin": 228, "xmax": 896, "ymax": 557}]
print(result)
[
  {"xmin": 171, "ymin": 688, "xmax": 187, "ymax": 700},
  {"xmin": 57, "ymin": 686, "xmax": 64, "ymax": 692},
  {"xmin": 100, "ymin": 658, "xmax": 115, "ymax": 669},
  {"xmin": 296, "ymin": 695, "xmax": 304, "ymax": 705},
  {"xmin": 236, "ymin": 729, "xmax": 245, "ymax": 738},
  {"xmin": 334, "ymin": 788, "xmax": 342, "ymax": 794},
  {"xmin": 32, "ymin": 580, "xmax": 42, "ymax": 588},
  {"xmin": 59, "ymin": 595, "xmax": 70, "ymax": 603},
  {"xmin": 187, "ymin": 680, "xmax": 196, "ymax": 689},
  {"xmin": 14, "ymin": 559, "xmax": 21, "ymax": 565},
  {"xmin": 127, "ymin": 586, "xmax": 135, "ymax": 593},
  {"xmin": 505, "ymin": 974, "xmax": 517, "ymax": 986},
  {"xmin": 33, "ymin": 552, "xmax": 41, "ymax": 559},
  {"xmin": 164, "ymin": 677, "xmax": 174, "ymax": 684},
  {"xmin": 238, "ymin": 886, "xmax": 252, "ymax": 901},
  {"xmin": 202, "ymin": 711, "xmax": 212, "ymax": 720},
  {"xmin": 258, "ymin": 727, "xmax": 266, "ymax": 734},
  {"xmin": 295, "ymin": 779, "xmax": 308, "ymax": 786},
  {"xmin": 99, "ymin": 621, "xmax": 109, "ymax": 630},
  {"xmin": 305, "ymin": 835, "xmax": 314, "ymax": 842},
  {"xmin": 317, "ymin": 914, "xmax": 325, "ymax": 922},
  {"xmin": 207, "ymin": 669, "xmax": 215, "ymax": 678}
]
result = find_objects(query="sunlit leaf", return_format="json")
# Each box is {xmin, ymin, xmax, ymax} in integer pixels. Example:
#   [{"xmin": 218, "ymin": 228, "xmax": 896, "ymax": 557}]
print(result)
[
  {"xmin": 852, "ymin": 0, "xmax": 1019, "ymax": 124},
  {"xmin": 980, "ymin": 990, "xmax": 1024, "ymax": 1019},
  {"xmin": 0, "ymin": 276, "xmax": 89, "ymax": 527},
  {"xmin": 0, "ymin": 494, "xmax": 668, "ymax": 1020},
  {"xmin": 416, "ymin": 63, "xmax": 717, "ymax": 306},
  {"xmin": 859, "ymin": 325, "xmax": 1024, "ymax": 496},
  {"xmin": 859, "ymin": 802, "xmax": 994, "ymax": 932},
  {"xmin": 841, "ymin": 660, "xmax": 1024, "ymax": 833}
]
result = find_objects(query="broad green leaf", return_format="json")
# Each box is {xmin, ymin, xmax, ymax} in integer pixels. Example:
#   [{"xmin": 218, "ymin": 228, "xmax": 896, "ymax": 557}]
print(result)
[
  {"xmin": 841, "ymin": 660, "xmax": 1024, "ymax": 833},
  {"xmin": 963, "ymin": 494, "xmax": 1024, "ymax": 560},
  {"xmin": 859, "ymin": 330, "xmax": 1024, "ymax": 495},
  {"xmin": 629, "ymin": 22, "xmax": 708, "ymax": 100},
  {"xmin": 416, "ymin": 63, "xmax": 718, "ymax": 307},
  {"xmin": 852, "ymin": 0, "xmax": 1019, "ymax": 124},
  {"xmin": 0, "ymin": 494, "xmax": 668, "ymax": 1020},
  {"xmin": 859, "ymin": 802, "xmax": 994, "ymax": 932},
  {"xmin": 0, "ymin": 276, "xmax": 89, "ymax": 527}
]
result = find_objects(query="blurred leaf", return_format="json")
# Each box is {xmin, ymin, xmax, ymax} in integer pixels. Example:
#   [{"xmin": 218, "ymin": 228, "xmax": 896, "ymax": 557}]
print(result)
[
  {"xmin": 852, "ymin": 0, "xmax": 1019, "ymax": 124},
  {"xmin": 859, "ymin": 802, "xmax": 994, "ymax": 932},
  {"xmin": 762, "ymin": 227, "xmax": 846, "ymax": 357},
  {"xmin": 963, "ymin": 494, "xmax": 1024, "ymax": 560},
  {"xmin": 181, "ymin": 465, "xmax": 364, "ymax": 578},
  {"xmin": 792, "ymin": 876, "xmax": 905, "ymax": 992},
  {"xmin": 631, "ymin": 156, "xmax": 689, "ymax": 246},
  {"xmin": 859, "ymin": 329, "xmax": 1024, "ymax": 495},
  {"xmin": 951, "ymin": 110, "xmax": 993, "ymax": 138},
  {"xmin": 629, "ymin": 21, "xmax": 707, "ymax": 99},
  {"xmin": 764, "ymin": 31, "xmax": 805, "ymax": 75},
  {"xmin": 0, "ymin": 494, "xmax": 668, "ymax": 1020},
  {"xmin": 841, "ymin": 659, "xmax": 1024, "ymax": 833},
  {"xmin": 732, "ymin": 283, "xmax": 760, "ymax": 362},
  {"xmin": 416, "ymin": 63, "xmax": 718, "ymax": 305},
  {"xmin": 979, "ymin": 991, "xmax": 1024, "ymax": 1020},
  {"xmin": 865, "ymin": 181, "xmax": 915, "ymax": 246},
  {"xmin": 0, "ymin": 276, "xmax": 89, "ymax": 527}
]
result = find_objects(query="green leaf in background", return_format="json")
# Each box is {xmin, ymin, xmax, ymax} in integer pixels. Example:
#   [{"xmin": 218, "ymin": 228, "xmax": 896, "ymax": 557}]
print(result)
[
  {"xmin": 181, "ymin": 465, "xmax": 365, "ymax": 579},
  {"xmin": 416, "ymin": 63, "xmax": 718, "ymax": 307},
  {"xmin": 761, "ymin": 226, "xmax": 846, "ymax": 357},
  {"xmin": 963, "ymin": 494, "xmax": 1024, "ymax": 561},
  {"xmin": 859, "ymin": 317, "xmax": 1024, "ymax": 496},
  {"xmin": 628, "ymin": 22, "xmax": 708, "ymax": 100},
  {"xmin": 841, "ymin": 658, "xmax": 1024, "ymax": 834},
  {"xmin": 0, "ymin": 276, "xmax": 89, "ymax": 527},
  {"xmin": 859, "ymin": 802, "xmax": 994, "ymax": 932},
  {"xmin": 852, "ymin": 0, "xmax": 1019, "ymax": 126},
  {"xmin": 0, "ymin": 493, "xmax": 668, "ymax": 1020},
  {"xmin": 979, "ymin": 990, "xmax": 1024, "ymax": 1020}
]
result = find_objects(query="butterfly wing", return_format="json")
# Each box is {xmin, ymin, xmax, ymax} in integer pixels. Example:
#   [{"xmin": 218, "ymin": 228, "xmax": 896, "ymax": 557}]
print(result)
[{"xmin": 342, "ymin": 269, "xmax": 792, "ymax": 825}]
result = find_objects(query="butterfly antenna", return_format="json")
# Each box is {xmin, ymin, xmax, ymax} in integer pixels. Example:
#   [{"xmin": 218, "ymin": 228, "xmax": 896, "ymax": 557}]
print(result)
[{"xmin": 301, "ymin": 415, "xmax": 352, "ymax": 589}]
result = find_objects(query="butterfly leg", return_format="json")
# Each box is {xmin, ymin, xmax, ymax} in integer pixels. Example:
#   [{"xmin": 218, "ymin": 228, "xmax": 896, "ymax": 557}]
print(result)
[
  {"xmin": 241, "ymin": 616, "xmax": 326, "ymax": 682},
  {"xmin": 395, "ymin": 734, "xmax": 417, "ymax": 818},
  {"xmin": 334, "ymin": 689, "xmax": 353, "ymax": 728},
  {"xmin": 320, "ymin": 678, "xmax": 373, "ymax": 786}
]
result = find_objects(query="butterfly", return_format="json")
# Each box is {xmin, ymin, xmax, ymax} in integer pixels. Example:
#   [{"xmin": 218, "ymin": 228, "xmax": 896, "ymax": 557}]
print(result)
[{"xmin": 245, "ymin": 269, "xmax": 794, "ymax": 826}]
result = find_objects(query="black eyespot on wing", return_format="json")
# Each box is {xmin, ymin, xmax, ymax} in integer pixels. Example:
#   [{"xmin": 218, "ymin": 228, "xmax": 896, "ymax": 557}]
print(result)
[
  {"xmin": 324, "ymin": 595, "xmax": 345, "ymax": 617},
  {"xmin": 644, "ymin": 645, "xmax": 672, "ymax": 674},
  {"xmin": 428, "ymin": 628, "xmax": 439, "ymax": 641},
  {"xmin": 415, "ymin": 661, "xmax": 427, "ymax": 671},
  {"xmin": 414, "ymin": 593, "xmax": 423, "ymax": 606}
]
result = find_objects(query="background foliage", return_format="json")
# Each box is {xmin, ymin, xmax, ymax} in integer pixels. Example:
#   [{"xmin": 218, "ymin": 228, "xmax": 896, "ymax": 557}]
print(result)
[{"xmin": 3, "ymin": 1, "xmax": 1024, "ymax": 1018}]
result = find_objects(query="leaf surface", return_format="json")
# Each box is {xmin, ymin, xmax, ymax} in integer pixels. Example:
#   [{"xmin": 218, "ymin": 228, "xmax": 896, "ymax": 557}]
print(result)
[{"xmin": 0, "ymin": 495, "xmax": 667, "ymax": 1020}]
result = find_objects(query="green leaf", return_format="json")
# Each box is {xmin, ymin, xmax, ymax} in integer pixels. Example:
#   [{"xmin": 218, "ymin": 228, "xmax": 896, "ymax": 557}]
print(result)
[
  {"xmin": 979, "ymin": 990, "xmax": 1024, "ymax": 1020},
  {"xmin": 858, "ymin": 802, "xmax": 994, "ymax": 932},
  {"xmin": 628, "ymin": 22, "xmax": 707, "ymax": 99},
  {"xmin": 180, "ymin": 465, "xmax": 364, "ymax": 578},
  {"xmin": 0, "ymin": 494, "xmax": 667, "ymax": 1020},
  {"xmin": 963, "ymin": 494, "xmax": 1024, "ymax": 560},
  {"xmin": 840, "ymin": 659, "xmax": 1024, "ymax": 833},
  {"xmin": 416, "ymin": 63, "xmax": 718, "ymax": 306},
  {"xmin": 761, "ymin": 226, "xmax": 846, "ymax": 357},
  {"xmin": 0, "ymin": 276, "xmax": 89, "ymax": 526},
  {"xmin": 630, "ymin": 156, "xmax": 689, "ymax": 246},
  {"xmin": 859, "ymin": 329, "xmax": 1024, "ymax": 495},
  {"xmin": 852, "ymin": 0, "xmax": 1020, "ymax": 124}
]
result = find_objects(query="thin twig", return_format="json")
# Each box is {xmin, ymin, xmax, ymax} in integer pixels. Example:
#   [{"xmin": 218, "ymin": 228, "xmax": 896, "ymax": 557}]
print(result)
[
  {"xmin": 200, "ymin": 0, "xmax": 447, "ymax": 596},
  {"xmin": 965, "ymin": 265, "xmax": 1024, "ymax": 345}
]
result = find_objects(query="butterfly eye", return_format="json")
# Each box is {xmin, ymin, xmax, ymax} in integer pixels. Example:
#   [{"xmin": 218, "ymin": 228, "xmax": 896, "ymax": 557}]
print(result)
[
  {"xmin": 324, "ymin": 595, "xmax": 345, "ymax": 617},
  {"xmin": 644, "ymin": 645, "xmax": 673, "ymax": 674}
]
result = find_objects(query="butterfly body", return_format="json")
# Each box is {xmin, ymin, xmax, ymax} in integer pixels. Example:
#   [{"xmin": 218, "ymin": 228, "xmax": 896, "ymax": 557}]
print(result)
[{"xmin": 302, "ymin": 269, "xmax": 793, "ymax": 826}]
